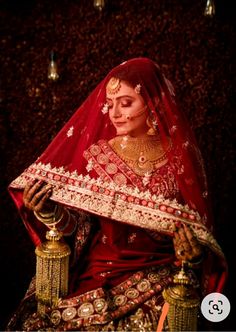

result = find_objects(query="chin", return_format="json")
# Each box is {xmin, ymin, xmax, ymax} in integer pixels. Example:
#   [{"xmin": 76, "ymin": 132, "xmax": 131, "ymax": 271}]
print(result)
[{"xmin": 116, "ymin": 128, "xmax": 129, "ymax": 136}]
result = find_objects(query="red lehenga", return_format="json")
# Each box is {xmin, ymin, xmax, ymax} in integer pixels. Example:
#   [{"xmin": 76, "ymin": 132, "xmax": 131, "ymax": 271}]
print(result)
[{"xmin": 7, "ymin": 58, "xmax": 227, "ymax": 331}]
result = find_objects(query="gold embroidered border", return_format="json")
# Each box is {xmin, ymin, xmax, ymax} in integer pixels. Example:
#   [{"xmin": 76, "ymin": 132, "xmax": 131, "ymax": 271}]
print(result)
[{"xmin": 10, "ymin": 162, "xmax": 224, "ymax": 258}]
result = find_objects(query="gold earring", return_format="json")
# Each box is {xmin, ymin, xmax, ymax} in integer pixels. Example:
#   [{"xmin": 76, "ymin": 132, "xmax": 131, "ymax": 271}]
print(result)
[{"xmin": 146, "ymin": 116, "xmax": 157, "ymax": 136}]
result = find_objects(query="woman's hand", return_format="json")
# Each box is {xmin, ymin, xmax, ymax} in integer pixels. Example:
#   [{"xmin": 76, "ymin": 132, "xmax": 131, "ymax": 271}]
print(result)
[
  {"xmin": 173, "ymin": 223, "xmax": 203, "ymax": 262},
  {"xmin": 23, "ymin": 179, "xmax": 55, "ymax": 214}
]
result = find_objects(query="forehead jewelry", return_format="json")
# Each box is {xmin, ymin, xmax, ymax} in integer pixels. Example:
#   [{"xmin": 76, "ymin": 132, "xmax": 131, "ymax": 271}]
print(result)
[{"xmin": 106, "ymin": 77, "xmax": 121, "ymax": 94}]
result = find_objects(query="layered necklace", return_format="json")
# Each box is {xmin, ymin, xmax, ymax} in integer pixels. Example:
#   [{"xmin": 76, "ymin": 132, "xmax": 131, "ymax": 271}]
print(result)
[{"xmin": 110, "ymin": 135, "xmax": 168, "ymax": 176}]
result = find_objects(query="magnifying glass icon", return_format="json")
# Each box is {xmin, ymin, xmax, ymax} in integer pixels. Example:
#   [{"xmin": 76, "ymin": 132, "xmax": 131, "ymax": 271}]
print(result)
[
  {"xmin": 201, "ymin": 292, "xmax": 230, "ymax": 322},
  {"xmin": 212, "ymin": 304, "xmax": 219, "ymax": 311}
]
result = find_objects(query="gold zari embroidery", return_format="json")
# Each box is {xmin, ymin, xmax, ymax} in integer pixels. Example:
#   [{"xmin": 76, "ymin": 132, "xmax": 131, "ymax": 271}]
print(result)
[{"xmin": 10, "ymin": 161, "xmax": 225, "ymax": 259}]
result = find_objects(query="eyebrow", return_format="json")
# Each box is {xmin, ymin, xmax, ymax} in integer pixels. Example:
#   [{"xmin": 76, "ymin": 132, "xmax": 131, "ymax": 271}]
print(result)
[{"xmin": 106, "ymin": 95, "xmax": 134, "ymax": 101}]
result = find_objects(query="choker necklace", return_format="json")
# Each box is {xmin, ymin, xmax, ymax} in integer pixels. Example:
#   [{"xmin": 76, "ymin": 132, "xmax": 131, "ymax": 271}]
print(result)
[{"xmin": 109, "ymin": 135, "xmax": 168, "ymax": 176}]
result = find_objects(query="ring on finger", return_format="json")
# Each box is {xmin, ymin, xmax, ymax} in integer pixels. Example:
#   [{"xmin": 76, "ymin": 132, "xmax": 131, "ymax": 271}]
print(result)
[
  {"xmin": 177, "ymin": 248, "xmax": 185, "ymax": 256},
  {"xmin": 189, "ymin": 237, "xmax": 198, "ymax": 246},
  {"xmin": 182, "ymin": 241, "xmax": 191, "ymax": 252},
  {"xmin": 182, "ymin": 242, "xmax": 191, "ymax": 250}
]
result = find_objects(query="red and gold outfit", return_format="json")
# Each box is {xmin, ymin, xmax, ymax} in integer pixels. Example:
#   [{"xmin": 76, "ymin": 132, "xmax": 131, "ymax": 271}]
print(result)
[{"xmin": 7, "ymin": 58, "xmax": 227, "ymax": 331}]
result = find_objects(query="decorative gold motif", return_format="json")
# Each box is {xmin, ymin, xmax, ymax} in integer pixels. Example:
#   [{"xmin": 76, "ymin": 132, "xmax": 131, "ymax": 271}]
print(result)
[
  {"xmin": 114, "ymin": 294, "xmax": 127, "ymax": 306},
  {"xmin": 148, "ymin": 272, "xmax": 160, "ymax": 283},
  {"xmin": 109, "ymin": 135, "xmax": 168, "ymax": 176},
  {"xmin": 10, "ymin": 161, "xmax": 225, "ymax": 259},
  {"xmin": 62, "ymin": 307, "xmax": 77, "ymax": 321},
  {"xmin": 93, "ymin": 298, "xmax": 107, "ymax": 313},
  {"xmin": 113, "ymin": 173, "xmax": 127, "ymax": 185},
  {"xmin": 137, "ymin": 279, "xmax": 151, "ymax": 292},
  {"xmin": 105, "ymin": 163, "xmax": 118, "ymax": 174},
  {"xmin": 19, "ymin": 265, "xmax": 191, "ymax": 330},
  {"xmin": 125, "ymin": 288, "xmax": 139, "ymax": 299},
  {"xmin": 162, "ymin": 263, "xmax": 200, "ymax": 331},
  {"xmin": 97, "ymin": 153, "xmax": 109, "ymax": 165},
  {"xmin": 77, "ymin": 302, "xmax": 94, "ymax": 317},
  {"xmin": 35, "ymin": 226, "xmax": 71, "ymax": 316},
  {"xmin": 157, "ymin": 266, "xmax": 170, "ymax": 276},
  {"xmin": 106, "ymin": 77, "xmax": 121, "ymax": 95},
  {"xmin": 50, "ymin": 309, "xmax": 62, "ymax": 325},
  {"xmin": 90, "ymin": 144, "xmax": 101, "ymax": 156},
  {"xmin": 86, "ymin": 140, "xmax": 178, "ymax": 194}
]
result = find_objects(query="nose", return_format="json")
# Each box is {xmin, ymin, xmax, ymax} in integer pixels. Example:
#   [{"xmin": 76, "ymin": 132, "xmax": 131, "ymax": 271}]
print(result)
[{"xmin": 110, "ymin": 103, "xmax": 122, "ymax": 118}]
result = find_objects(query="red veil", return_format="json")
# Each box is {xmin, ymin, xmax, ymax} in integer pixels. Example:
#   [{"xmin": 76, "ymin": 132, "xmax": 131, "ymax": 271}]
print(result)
[{"xmin": 9, "ymin": 57, "xmax": 227, "ymax": 294}]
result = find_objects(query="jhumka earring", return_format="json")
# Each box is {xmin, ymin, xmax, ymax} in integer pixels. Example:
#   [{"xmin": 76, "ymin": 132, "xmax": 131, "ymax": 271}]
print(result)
[{"xmin": 146, "ymin": 116, "xmax": 158, "ymax": 136}]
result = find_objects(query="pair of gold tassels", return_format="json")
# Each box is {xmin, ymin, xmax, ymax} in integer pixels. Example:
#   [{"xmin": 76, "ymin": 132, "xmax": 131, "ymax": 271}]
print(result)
[{"xmin": 35, "ymin": 227, "xmax": 199, "ymax": 331}]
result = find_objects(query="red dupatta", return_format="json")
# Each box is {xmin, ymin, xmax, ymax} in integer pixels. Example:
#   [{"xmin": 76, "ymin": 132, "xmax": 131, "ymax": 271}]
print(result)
[{"xmin": 8, "ymin": 57, "xmax": 227, "ymax": 294}]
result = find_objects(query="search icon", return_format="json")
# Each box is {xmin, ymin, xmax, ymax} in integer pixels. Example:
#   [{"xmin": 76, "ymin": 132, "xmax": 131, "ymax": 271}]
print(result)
[
  {"xmin": 212, "ymin": 303, "xmax": 219, "ymax": 311},
  {"xmin": 201, "ymin": 293, "xmax": 230, "ymax": 322}
]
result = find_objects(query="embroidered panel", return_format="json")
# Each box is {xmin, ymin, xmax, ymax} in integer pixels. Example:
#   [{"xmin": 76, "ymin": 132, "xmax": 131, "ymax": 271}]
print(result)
[
  {"xmin": 84, "ymin": 140, "xmax": 180, "ymax": 197},
  {"xmin": 51, "ymin": 265, "xmax": 174, "ymax": 328},
  {"xmin": 10, "ymin": 161, "xmax": 224, "ymax": 258}
]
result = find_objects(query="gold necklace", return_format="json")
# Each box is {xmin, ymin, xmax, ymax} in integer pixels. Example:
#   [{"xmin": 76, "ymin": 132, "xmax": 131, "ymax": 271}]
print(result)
[{"xmin": 109, "ymin": 135, "xmax": 168, "ymax": 176}]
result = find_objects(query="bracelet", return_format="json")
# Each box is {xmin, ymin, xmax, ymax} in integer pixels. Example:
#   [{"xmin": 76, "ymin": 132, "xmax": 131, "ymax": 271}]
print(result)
[
  {"xmin": 187, "ymin": 253, "xmax": 204, "ymax": 268},
  {"xmin": 37, "ymin": 210, "xmax": 55, "ymax": 218},
  {"xmin": 57, "ymin": 209, "xmax": 77, "ymax": 236},
  {"xmin": 57, "ymin": 208, "xmax": 71, "ymax": 231},
  {"xmin": 34, "ymin": 205, "xmax": 64, "ymax": 225}
]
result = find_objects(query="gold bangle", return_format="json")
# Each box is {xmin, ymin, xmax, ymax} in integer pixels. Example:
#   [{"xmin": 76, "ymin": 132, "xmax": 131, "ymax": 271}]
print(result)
[
  {"xmin": 38, "ymin": 211, "xmax": 55, "ymax": 218},
  {"xmin": 33, "ymin": 210, "xmax": 54, "ymax": 225},
  {"xmin": 187, "ymin": 253, "xmax": 204, "ymax": 268},
  {"xmin": 34, "ymin": 205, "xmax": 64, "ymax": 225},
  {"xmin": 57, "ymin": 208, "xmax": 70, "ymax": 231}
]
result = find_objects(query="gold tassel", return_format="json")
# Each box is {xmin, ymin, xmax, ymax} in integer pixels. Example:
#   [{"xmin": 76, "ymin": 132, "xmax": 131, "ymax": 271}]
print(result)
[
  {"xmin": 35, "ymin": 226, "xmax": 71, "ymax": 316},
  {"xmin": 162, "ymin": 262, "xmax": 200, "ymax": 331}
]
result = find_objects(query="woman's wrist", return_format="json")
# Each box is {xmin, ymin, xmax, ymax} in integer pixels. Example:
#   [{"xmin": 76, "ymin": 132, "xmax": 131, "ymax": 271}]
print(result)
[
  {"xmin": 33, "ymin": 204, "xmax": 64, "ymax": 226},
  {"xmin": 34, "ymin": 205, "xmax": 77, "ymax": 235},
  {"xmin": 56, "ymin": 208, "xmax": 77, "ymax": 235},
  {"xmin": 187, "ymin": 252, "xmax": 205, "ymax": 268}
]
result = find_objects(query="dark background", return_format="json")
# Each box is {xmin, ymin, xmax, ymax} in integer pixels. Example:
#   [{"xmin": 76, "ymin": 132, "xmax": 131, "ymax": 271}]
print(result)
[{"xmin": 0, "ymin": 0, "xmax": 235, "ymax": 330}]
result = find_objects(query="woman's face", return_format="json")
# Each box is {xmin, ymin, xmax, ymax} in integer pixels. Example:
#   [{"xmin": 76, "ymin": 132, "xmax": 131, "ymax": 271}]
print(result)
[{"xmin": 106, "ymin": 80, "xmax": 149, "ymax": 137}]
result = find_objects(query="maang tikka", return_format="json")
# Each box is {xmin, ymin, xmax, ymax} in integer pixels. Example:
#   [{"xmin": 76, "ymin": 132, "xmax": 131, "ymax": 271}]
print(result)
[
  {"xmin": 106, "ymin": 77, "xmax": 121, "ymax": 95},
  {"xmin": 101, "ymin": 77, "xmax": 121, "ymax": 114}
]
